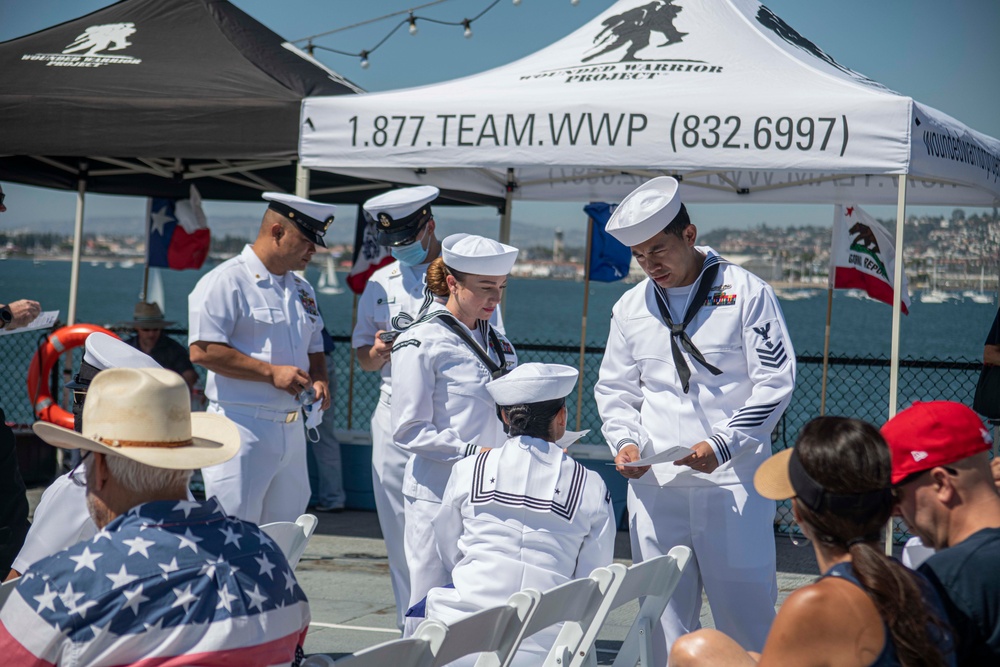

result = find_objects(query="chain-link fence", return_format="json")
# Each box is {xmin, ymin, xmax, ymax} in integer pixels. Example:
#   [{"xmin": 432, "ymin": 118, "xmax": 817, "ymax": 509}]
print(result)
[{"xmin": 2, "ymin": 327, "xmax": 989, "ymax": 543}]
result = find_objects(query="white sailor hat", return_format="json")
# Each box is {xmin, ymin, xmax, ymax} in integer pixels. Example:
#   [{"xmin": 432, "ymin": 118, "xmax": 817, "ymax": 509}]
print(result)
[
  {"xmin": 487, "ymin": 363, "xmax": 579, "ymax": 406},
  {"xmin": 441, "ymin": 233, "xmax": 518, "ymax": 276},
  {"xmin": 65, "ymin": 332, "xmax": 162, "ymax": 390},
  {"xmin": 605, "ymin": 176, "xmax": 683, "ymax": 247},
  {"xmin": 262, "ymin": 192, "xmax": 336, "ymax": 248},
  {"xmin": 363, "ymin": 186, "xmax": 440, "ymax": 247}
]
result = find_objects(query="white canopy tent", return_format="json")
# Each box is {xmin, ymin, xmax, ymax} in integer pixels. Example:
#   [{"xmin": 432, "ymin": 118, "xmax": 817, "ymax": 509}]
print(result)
[{"xmin": 301, "ymin": 0, "xmax": 1000, "ymax": 418}]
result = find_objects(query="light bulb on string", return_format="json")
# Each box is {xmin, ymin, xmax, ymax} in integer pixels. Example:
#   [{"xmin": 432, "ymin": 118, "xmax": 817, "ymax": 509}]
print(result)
[
  {"xmin": 570, "ymin": 0, "xmax": 579, "ymax": 5},
  {"xmin": 512, "ymin": 0, "xmax": 521, "ymax": 5},
  {"xmin": 359, "ymin": 50, "xmax": 370, "ymax": 69},
  {"xmin": 462, "ymin": 19, "xmax": 472, "ymax": 38},
  {"xmin": 408, "ymin": 14, "xmax": 418, "ymax": 35}
]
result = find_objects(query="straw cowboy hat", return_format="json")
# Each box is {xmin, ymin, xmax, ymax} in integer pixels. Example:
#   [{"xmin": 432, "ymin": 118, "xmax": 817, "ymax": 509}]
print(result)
[
  {"xmin": 34, "ymin": 368, "xmax": 240, "ymax": 470},
  {"xmin": 117, "ymin": 301, "xmax": 174, "ymax": 329}
]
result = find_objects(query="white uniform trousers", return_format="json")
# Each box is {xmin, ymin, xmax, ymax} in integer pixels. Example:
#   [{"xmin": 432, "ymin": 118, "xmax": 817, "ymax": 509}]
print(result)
[
  {"xmin": 402, "ymin": 495, "xmax": 450, "ymax": 637},
  {"xmin": 628, "ymin": 481, "xmax": 777, "ymax": 663},
  {"xmin": 203, "ymin": 401, "xmax": 310, "ymax": 525},
  {"xmin": 370, "ymin": 395, "xmax": 411, "ymax": 630}
]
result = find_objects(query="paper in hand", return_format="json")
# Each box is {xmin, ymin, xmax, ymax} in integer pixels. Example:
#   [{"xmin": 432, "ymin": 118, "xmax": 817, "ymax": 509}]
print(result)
[
  {"xmin": 611, "ymin": 446, "xmax": 693, "ymax": 467},
  {"xmin": 0, "ymin": 310, "xmax": 59, "ymax": 336}
]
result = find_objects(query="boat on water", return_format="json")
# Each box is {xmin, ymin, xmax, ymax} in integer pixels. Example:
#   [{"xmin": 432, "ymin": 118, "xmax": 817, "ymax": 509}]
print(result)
[
  {"xmin": 961, "ymin": 267, "xmax": 994, "ymax": 304},
  {"xmin": 775, "ymin": 289, "xmax": 819, "ymax": 301},
  {"xmin": 317, "ymin": 255, "xmax": 344, "ymax": 295},
  {"xmin": 120, "ymin": 260, "xmax": 136, "ymax": 269},
  {"xmin": 920, "ymin": 259, "xmax": 959, "ymax": 304}
]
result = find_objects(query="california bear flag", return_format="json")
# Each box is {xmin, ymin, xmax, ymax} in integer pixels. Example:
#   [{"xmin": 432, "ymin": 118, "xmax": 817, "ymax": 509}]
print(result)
[{"xmin": 829, "ymin": 204, "xmax": 910, "ymax": 314}]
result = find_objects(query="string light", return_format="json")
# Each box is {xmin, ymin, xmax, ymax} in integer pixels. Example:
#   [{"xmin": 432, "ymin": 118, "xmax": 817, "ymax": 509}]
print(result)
[
  {"xmin": 513, "ymin": 0, "xmax": 522, "ymax": 5},
  {"xmin": 462, "ymin": 19, "xmax": 473, "ymax": 39},
  {"xmin": 408, "ymin": 14, "xmax": 418, "ymax": 35},
  {"xmin": 359, "ymin": 50, "xmax": 370, "ymax": 69}
]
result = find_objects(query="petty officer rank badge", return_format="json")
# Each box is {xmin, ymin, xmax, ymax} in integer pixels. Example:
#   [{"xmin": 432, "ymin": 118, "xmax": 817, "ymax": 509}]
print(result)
[
  {"xmin": 298, "ymin": 288, "xmax": 319, "ymax": 316},
  {"xmin": 752, "ymin": 321, "xmax": 789, "ymax": 369},
  {"xmin": 705, "ymin": 284, "xmax": 737, "ymax": 307}
]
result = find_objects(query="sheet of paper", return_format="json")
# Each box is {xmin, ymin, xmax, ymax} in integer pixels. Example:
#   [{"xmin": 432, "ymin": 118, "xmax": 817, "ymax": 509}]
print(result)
[
  {"xmin": 556, "ymin": 429, "xmax": 589, "ymax": 447},
  {"xmin": 0, "ymin": 310, "xmax": 59, "ymax": 336},
  {"xmin": 608, "ymin": 446, "xmax": 692, "ymax": 467}
]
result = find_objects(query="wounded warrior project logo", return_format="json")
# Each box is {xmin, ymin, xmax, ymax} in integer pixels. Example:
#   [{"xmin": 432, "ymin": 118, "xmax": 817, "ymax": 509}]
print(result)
[
  {"xmin": 522, "ymin": 0, "xmax": 722, "ymax": 85},
  {"xmin": 22, "ymin": 23, "xmax": 142, "ymax": 68}
]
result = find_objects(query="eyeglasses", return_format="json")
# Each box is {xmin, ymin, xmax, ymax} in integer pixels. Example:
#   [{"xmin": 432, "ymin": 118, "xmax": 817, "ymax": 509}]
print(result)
[
  {"xmin": 68, "ymin": 451, "xmax": 92, "ymax": 487},
  {"xmin": 0, "ymin": 193, "xmax": 5, "ymax": 206}
]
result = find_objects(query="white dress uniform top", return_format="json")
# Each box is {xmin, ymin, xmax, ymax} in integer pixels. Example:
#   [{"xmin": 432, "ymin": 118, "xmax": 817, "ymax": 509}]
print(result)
[
  {"xmin": 595, "ymin": 179, "xmax": 796, "ymax": 662},
  {"xmin": 12, "ymin": 334, "xmax": 165, "ymax": 574},
  {"xmin": 390, "ymin": 234, "xmax": 519, "ymax": 633},
  {"xmin": 354, "ymin": 187, "xmax": 505, "ymax": 630},
  {"xmin": 426, "ymin": 364, "xmax": 616, "ymax": 666},
  {"xmin": 189, "ymin": 243, "xmax": 325, "ymax": 524}
]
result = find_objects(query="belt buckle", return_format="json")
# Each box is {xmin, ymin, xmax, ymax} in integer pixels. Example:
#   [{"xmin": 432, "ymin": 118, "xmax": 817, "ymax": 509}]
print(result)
[{"xmin": 285, "ymin": 410, "xmax": 299, "ymax": 423}]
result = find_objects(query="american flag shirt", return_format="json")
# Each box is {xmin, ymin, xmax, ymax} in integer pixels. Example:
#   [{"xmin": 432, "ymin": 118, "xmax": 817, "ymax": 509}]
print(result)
[{"xmin": 0, "ymin": 498, "xmax": 310, "ymax": 667}]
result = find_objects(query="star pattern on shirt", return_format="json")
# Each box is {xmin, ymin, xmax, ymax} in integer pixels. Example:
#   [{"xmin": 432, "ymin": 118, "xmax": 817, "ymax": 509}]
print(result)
[
  {"xmin": 216, "ymin": 583, "xmax": 239, "ymax": 613},
  {"xmin": 219, "ymin": 525, "xmax": 242, "ymax": 548},
  {"xmin": 106, "ymin": 564, "xmax": 139, "ymax": 589},
  {"xmin": 199, "ymin": 555, "xmax": 226, "ymax": 580},
  {"xmin": 171, "ymin": 583, "xmax": 199, "ymax": 613},
  {"xmin": 159, "ymin": 556, "xmax": 180, "ymax": 578},
  {"xmin": 255, "ymin": 553, "xmax": 276, "ymax": 580},
  {"xmin": 69, "ymin": 546, "xmax": 103, "ymax": 572},
  {"xmin": 245, "ymin": 584, "xmax": 267, "ymax": 612},
  {"xmin": 173, "ymin": 500, "xmax": 201, "ymax": 518},
  {"xmin": 177, "ymin": 528, "xmax": 203, "ymax": 553},
  {"xmin": 123, "ymin": 536, "xmax": 156, "ymax": 558},
  {"xmin": 33, "ymin": 582, "xmax": 59, "ymax": 613},
  {"xmin": 283, "ymin": 569, "xmax": 297, "ymax": 595}
]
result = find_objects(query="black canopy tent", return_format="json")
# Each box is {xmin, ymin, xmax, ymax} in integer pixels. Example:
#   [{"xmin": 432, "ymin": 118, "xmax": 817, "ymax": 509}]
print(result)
[{"xmin": 0, "ymin": 0, "xmax": 501, "ymax": 321}]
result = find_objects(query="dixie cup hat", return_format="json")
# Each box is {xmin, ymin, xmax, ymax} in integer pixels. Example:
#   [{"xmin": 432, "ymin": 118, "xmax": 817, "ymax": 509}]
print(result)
[
  {"xmin": 881, "ymin": 401, "xmax": 993, "ymax": 485},
  {"xmin": 35, "ymin": 368, "xmax": 240, "ymax": 470},
  {"xmin": 441, "ymin": 233, "xmax": 518, "ymax": 276},
  {"xmin": 364, "ymin": 185, "xmax": 440, "ymax": 247},
  {"xmin": 65, "ymin": 332, "xmax": 162, "ymax": 391},
  {"xmin": 487, "ymin": 363, "xmax": 579, "ymax": 406},
  {"xmin": 262, "ymin": 192, "xmax": 336, "ymax": 248},
  {"xmin": 605, "ymin": 176, "xmax": 683, "ymax": 247}
]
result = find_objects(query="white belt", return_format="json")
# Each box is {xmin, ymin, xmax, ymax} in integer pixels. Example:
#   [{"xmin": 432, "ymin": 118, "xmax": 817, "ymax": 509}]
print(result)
[{"xmin": 219, "ymin": 403, "xmax": 300, "ymax": 423}]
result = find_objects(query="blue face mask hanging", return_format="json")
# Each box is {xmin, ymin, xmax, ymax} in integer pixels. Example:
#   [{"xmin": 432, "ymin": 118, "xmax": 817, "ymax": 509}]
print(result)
[{"xmin": 390, "ymin": 238, "xmax": 429, "ymax": 266}]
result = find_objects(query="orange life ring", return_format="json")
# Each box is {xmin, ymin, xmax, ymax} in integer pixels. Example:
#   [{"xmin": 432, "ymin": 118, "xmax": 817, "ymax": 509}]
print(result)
[{"xmin": 26, "ymin": 324, "xmax": 118, "ymax": 428}]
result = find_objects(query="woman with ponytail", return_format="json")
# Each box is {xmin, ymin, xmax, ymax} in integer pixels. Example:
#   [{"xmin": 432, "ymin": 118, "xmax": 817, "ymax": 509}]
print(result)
[
  {"xmin": 670, "ymin": 417, "xmax": 954, "ymax": 667},
  {"xmin": 424, "ymin": 363, "xmax": 615, "ymax": 665},
  {"xmin": 390, "ymin": 233, "xmax": 520, "ymax": 635}
]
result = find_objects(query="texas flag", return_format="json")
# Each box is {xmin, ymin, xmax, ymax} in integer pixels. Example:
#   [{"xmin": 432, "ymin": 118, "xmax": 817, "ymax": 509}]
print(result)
[
  {"xmin": 347, "ymin": 207, "xmax": 394, "ymax": 294},
  {"xmin": 147, "ymin": 185, "xmax": 210, "ymax": 270},
  {"xmin": 830, "ymin": 204, "xmax": 910, "ymax": 314}
]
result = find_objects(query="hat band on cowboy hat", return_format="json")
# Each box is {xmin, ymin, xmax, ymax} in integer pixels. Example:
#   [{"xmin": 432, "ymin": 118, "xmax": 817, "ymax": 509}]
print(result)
[
  {"xmin": 487, "ymin": 362, "xmax": 578, "ymax": 406},
  {"xmin": 34, "ymin": 368, "xmax": 240, "ymax": 470},
  {"xmin": 441, "ymin": 233, "xmax": 518, "ymax": 276},
  {"xmin": 605, "ymin": 176, "xmax": 684, "ymax": 247},
  {"xmin": 263, "ymin": 192, "xmax": 336, "ymax": 248}
]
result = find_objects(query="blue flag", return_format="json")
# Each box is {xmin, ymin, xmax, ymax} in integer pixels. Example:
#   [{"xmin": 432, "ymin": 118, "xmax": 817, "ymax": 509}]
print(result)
[{"xmin": 584, "ymin": 202, "xmax": 631, "ymax": 283}]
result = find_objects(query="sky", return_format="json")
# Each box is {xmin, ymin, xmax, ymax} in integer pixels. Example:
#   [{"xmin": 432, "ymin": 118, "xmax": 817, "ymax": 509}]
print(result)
[{"xmin": 1, "ymin": 0, "xmax": 998, "ymax": 247}]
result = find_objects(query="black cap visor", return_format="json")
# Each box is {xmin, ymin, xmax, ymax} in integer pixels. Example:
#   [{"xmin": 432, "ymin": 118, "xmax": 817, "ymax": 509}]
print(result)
[{"xmin": 268, "ymin": 201, "xmax": 331, "ymax": 248}]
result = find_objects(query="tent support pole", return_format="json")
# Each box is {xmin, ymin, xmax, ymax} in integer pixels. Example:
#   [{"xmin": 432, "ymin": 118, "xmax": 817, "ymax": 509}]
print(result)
[
  {"xmin": 295, "ymin": 162, "xmax": 310, "ymax": 198},
  {"xmin": 67, "ymin": 165, "xmax": 87, "ymax": 326},
  {"xmin": 886, "ymin": 173, "xmax": 909, "ymax": 556},
  {"xmin": 347, "ymin": 293, "xmax": 358, "ymax": 430},
  {"xmin": 499, "ymin": 168, "xmax": 515, "ymax": 318},
  {"xmin": 576, "ymin": 217, "xmax": 594, "ymax": 431},
  {"xmin": 820, "ymin": 286, "xmax": 833, "ymax": 416}
]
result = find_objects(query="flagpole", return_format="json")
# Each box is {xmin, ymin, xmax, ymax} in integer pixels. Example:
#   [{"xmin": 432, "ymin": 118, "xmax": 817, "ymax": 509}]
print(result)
[
  {"xmin": 886, "ymin": 174, "xmax": 909, "ymax": 557},
  {"xmin": 820, "ymin": 286, "xmax": 833, "ymax": 416},
  {"xmin": 67, "ymin": 164, "xmax": 87, "ymax": 326},
  {"xmin": 141, "ymin": 197, "xmax": 152, "ymax": 302},
  {"xmin": 347, "ymin": 292, "xmax": 359, "ymax": 430},
  {"xmin": 576, "ymin": 217, "xmax": 594, "ymax": 431}
]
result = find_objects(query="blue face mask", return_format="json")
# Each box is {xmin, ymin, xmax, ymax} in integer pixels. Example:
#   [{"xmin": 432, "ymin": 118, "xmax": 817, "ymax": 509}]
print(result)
[{"xmin": 390, "ymin": 238, "xmax": 429, "ymax": 266}]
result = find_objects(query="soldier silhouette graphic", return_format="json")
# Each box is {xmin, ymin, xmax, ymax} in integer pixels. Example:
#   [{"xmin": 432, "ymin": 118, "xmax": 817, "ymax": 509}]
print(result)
[{"xmin": 583, "ymin": 0, "xmax": 687, "ymax": 63}]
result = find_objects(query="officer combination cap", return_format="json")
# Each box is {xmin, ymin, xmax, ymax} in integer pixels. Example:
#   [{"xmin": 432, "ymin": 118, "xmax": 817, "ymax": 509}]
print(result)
[
  {"xmin": 262, "ymin": 192, "xmax": 336, "ymax": 248},
  {"xmin": 65, "ymin": 332, "xmax": 161, "ymax": 390},
  {"xmin": 881, "ymin": 401, "xmax": 993, "ymax": 485},
  {"xmin": 487, "ymin": 363, "xmax": 578, "ymax": 406},
  {"xmin": 441, "ymin": 233, "xmax": 519, "ymax": 276},
  {"xmin": 364, "ymin": 185, "xmax": 440, "ymax": 247},
  {"xmin": 605, "ymin": 176, "xmax": 683, "ymax": 247}
]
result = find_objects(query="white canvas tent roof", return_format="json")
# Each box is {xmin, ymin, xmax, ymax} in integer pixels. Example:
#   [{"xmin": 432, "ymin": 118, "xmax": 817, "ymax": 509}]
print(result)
[{"xmin": 300, "ymin": 0, "xmax": 1000, "ymax": 207}]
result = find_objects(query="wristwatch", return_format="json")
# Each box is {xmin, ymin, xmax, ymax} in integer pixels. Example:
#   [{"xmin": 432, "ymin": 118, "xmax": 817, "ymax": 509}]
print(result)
[{"xmin": 0, "ymin": 305, "xmax": 11, "ymax": 329}]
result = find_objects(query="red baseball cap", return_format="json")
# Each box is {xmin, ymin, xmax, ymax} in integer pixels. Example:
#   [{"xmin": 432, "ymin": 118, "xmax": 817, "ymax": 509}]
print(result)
[{"xmin": 881, "ymin": 401, "xmax": 993, "ymax": 485}]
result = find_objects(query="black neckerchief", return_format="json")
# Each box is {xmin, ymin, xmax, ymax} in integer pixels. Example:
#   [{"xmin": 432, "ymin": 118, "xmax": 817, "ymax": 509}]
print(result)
[
  {"xmin": 437, "ymin": 313, "xmax": 511, "ymax": 380},
  {"xmin": 652, "ymin": 256, "xmax": 723, "ymax": 393}
]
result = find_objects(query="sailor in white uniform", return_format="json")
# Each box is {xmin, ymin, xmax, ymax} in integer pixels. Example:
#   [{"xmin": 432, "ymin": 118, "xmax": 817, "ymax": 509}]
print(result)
[
  {"xmin": 390, "ymin": 233, "xmax": 519, "ymax": 635},
  {"xmin": 8, "ymin": 333, "xmax": 163, "ymax": 578},
  {"xmin": 425, "ymin": 363, "xmax": 616, "ymax": 666},
  {"xmin": 188, "ymin": 192, "xmax": 333, "ymax": 524},
  {"xmin": 354, "ymin": 186, "xmax": 501, "ymax": 629},
  {"xmin": 594, "ymin": 178, "xmax": 796, "ymax": 662}
]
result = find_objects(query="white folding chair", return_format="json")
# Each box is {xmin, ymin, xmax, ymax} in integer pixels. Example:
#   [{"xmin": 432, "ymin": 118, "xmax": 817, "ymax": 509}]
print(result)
[
  {"xmin": 326, "ymin": 631, "xmax": 443, "ymax": 667},
  {"xmin": 260, "ymin": 513, "xmax": 319, "ymax": 570},
  {"xmin": 0, "ymin": 577, "xmax": 20, "ymax": 610},
  {"xmin": 607, "ymin": 546, "xmax": 693, "ymax": 667},
  {"xmin": 416, "ymin": 591, "xmax": 536, "ymax": 667},
  {"xmin": 500, "ymin": 568, "xmax": 617, "ymax": 667}
]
